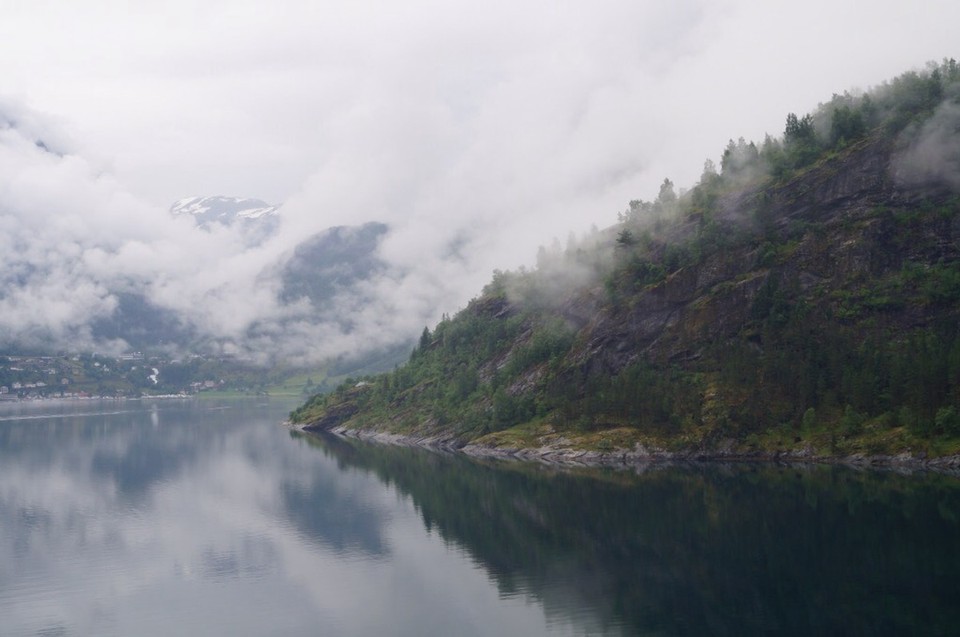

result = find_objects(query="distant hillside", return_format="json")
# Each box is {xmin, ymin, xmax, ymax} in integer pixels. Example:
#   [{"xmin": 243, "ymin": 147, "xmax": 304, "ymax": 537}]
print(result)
[
  {"xmin": 279, "ymin": 222, "xmax": 389, "ymax": 306},
  {"xmin": 292, "ymin": 60, "xmax": 960, "ymax": 462}
]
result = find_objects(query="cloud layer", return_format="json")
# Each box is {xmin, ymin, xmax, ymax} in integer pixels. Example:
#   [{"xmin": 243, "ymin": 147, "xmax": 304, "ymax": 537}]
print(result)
[{"xmin": 0, "ymin": 1, "xmax": 958, "ymax": 363}]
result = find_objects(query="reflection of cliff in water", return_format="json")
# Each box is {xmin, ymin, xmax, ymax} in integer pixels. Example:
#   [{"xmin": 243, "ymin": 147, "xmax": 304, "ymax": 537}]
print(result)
[{"xmin": 298, "ymin": 431, "xmax": 960, "ymax": 636}]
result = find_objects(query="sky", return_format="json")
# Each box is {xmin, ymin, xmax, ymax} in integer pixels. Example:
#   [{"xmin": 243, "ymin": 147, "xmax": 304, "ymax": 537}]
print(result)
[{"xmin": 0, "ymin": 0, "xmax": 958, "ymax": 362}]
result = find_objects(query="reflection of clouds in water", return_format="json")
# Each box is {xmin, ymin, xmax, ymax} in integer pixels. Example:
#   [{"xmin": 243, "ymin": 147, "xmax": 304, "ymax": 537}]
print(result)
[
  {"xmin": 0, "ymin": 404, "xmax": 312, "ymax": 634},
  {"xmin": 198, "ymin": 533, "xmax": 280, "ymax": 582},
  {"xmin": 0, "ymin": 402, "xmax": 581, "ymax": 636}
]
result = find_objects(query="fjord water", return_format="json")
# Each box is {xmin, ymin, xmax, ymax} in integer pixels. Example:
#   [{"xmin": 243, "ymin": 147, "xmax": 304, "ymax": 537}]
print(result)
[{"xmin": 1, "ymin": 400, "xmax": 958, "ymax": 636}]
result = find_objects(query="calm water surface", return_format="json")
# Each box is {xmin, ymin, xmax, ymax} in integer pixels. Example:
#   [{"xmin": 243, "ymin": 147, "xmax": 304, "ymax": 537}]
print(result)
[{"xmin": 1, "ymin": 399, "xmax": 958, "ymax": 636}]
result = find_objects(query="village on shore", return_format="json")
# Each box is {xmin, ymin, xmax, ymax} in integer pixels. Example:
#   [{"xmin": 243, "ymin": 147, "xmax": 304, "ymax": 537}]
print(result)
[{"xmin": 0, "ymin": 352, "xmax": 245, "ymax": 401}]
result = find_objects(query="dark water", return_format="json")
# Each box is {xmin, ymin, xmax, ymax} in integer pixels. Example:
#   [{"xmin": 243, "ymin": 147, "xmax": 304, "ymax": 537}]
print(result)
[{"xmin": 1, "ymin": 399, "xmax": 958, "ymax": 636}]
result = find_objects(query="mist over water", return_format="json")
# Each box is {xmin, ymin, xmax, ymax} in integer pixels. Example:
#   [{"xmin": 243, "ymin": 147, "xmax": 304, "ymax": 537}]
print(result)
[{"xmin": 1, "ymin": 399, "xmax": 957, "ymax": 636}]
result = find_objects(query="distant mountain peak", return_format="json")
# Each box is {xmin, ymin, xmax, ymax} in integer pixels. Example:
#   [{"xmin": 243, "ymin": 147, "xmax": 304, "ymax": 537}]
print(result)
[
  {"xmin": 170, "ymin": 196, "xmax": 281, "ymax": 226},
  {"xmin": 171, "ymin": 195, "xmax": 281, "ymax": 244}
]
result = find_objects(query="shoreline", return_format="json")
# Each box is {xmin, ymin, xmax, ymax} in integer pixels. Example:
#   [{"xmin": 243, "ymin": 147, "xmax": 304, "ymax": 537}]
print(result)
[
  {"xmin": 289, "ymin": 421, "xmax": 960, "ymax": 476},
  {"xmin": 0, "ymin": 393, "xmax": 194, "ymax": 405}
]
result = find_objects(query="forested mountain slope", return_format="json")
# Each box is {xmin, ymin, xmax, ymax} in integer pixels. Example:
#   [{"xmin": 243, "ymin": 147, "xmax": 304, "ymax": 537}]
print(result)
[{"xmin": 292, "ymin": 61, "xmax": 960, "ymax": 461}]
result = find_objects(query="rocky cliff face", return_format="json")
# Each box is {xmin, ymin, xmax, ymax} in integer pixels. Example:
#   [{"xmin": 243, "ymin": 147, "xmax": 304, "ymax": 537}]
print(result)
[{"xmin": 573, "ymin": 134, "xmax": 958, "ymax": 373}]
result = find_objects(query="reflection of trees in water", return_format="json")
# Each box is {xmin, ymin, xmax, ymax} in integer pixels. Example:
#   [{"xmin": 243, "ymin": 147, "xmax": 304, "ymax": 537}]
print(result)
[{"xmin": 302, "ymin": 432, "xmax": 960, "ymax": 636}]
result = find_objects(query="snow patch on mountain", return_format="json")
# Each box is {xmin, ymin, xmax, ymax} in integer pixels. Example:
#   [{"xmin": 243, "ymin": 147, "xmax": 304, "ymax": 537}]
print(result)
[
  {"xmin": 171, "ymin": 196, "xmax": 281, "ymax": 245},
  {"xmin": 170, "ymin": 196, "xmax": 281, "ymax": 225}
]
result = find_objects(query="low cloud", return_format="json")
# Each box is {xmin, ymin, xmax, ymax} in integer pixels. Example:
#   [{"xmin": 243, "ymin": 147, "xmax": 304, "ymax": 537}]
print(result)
[
  {"xmin": 894, "ymin": 99, "xmax": 960, "ymax": 191},
  {"xmin": 0, "ymin": 102, "xmax": 532, "ymax": 363},
  {"xmin": 1, "ymin": 2, "xmax": 959, "ymax": 364}
]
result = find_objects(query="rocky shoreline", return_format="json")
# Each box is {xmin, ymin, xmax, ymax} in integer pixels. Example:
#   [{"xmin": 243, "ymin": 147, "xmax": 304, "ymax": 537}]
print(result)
[{"xmin": 289, "ymin": 421, "xmax": 960, "ymax": 476}]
